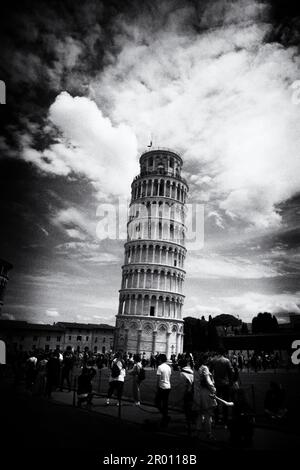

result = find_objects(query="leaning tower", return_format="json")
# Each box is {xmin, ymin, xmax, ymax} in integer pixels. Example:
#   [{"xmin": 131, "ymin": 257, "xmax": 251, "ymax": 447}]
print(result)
[{"xmin": 114, "ymin": 148, "xmax": 189, "ymax": 358}]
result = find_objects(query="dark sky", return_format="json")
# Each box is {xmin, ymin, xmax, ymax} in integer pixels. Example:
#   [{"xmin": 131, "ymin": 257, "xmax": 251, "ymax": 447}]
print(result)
[{"xmin": 0, "ymin": 0, "xmax": 300, "ymax": 325}]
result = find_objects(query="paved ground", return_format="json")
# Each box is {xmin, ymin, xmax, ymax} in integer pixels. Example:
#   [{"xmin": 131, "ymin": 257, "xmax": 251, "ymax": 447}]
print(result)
[
  {"xmin": 0, "ymin": 380, "xmax": 211, "ymax": 458},
  {"xmin": 1, "ymin": 368, "xmax": 299, "ymax": 465},
  {"xmin": 71, "ymin": 366, "xmax": 300, "ymax": 433},
  {"xmin": 1, "ymin": 377, "xmax": 299, "ymax": 456},
  {"xmin": 50, "ymin": 388, "xmax": 300, "ymax": 450}
]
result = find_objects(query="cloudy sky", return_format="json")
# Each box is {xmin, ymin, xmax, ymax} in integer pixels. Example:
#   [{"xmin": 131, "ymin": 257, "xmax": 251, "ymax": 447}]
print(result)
[{"xmin": 0, "ymin": 0, "xmax": 300, "ymax": 325}]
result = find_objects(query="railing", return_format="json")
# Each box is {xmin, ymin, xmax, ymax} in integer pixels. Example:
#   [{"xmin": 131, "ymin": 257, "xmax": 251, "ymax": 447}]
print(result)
[
  {"xmin": 133, "ymin": 171, "xmax": 188, "ymax": 186},
  {"xmin": 140, "ymin": 147, "xmax": 183, "ymax": 158}
]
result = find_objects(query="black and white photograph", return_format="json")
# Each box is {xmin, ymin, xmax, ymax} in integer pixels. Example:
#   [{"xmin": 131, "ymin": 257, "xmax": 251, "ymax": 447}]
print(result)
[{"xmin": 0, "ymin": 0, "xmax": 300, "ymax": 463}]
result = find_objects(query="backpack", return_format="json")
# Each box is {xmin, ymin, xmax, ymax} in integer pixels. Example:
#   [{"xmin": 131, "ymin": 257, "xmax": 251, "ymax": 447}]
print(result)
[
  {"xmin": 111, "ymin": 360, "xmax": 123, "ymax": 378},
  {"xmin": 138, "ymin": 366, "xmax": 146, "ymax": 382}
]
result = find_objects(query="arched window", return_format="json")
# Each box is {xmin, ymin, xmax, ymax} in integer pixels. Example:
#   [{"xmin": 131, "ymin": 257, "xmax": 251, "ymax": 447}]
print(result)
[
  {"xmin": 170, "ymin": 223, "xmax": 174, "ymax": 240},
  {"xmin": 159, "ymin": 180, "xmax": 164, "ymax": 196}
]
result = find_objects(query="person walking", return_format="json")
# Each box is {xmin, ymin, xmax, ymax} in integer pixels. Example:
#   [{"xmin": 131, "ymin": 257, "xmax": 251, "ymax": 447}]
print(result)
[
  {"xmin": 193, "ymin": 353, "xmax": 217, "ymax": 440},
  {"xmin": 155, "ymin": 354, "xmax": 172, "ymax": 427},
  {"xmin": 106, "ymin": 352, "xmax": 126, "ymax": 405}
]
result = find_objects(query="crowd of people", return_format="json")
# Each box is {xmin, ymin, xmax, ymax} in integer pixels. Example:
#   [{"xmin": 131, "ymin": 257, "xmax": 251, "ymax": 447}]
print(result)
[{"xmin": 5, "ymin": 345, "xmax": 288, "ymax": 446}]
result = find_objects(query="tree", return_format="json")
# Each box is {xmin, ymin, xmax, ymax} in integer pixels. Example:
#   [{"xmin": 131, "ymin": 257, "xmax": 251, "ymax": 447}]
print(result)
[
  {"xmin": 252, "ymin": 312, "xmax": 278, "ymax": 334},
  {"xmin": 241, "ymin": 322, "xmax": 249, "ymax": 335}
]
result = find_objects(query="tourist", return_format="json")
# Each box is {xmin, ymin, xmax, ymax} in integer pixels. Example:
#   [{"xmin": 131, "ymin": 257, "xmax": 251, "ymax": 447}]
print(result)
[
  {"xmin": 127, "ymin": 353, "xmax": 134, "ymax": 370},
  {"xmin": 45, "ymin": 351, "xmax": 61, "ymax": 398},
  {"xmin": 155, "ymin": 354, "xmax": 172, "ymax": 427},
  {"xmin": 60, "ymin": 346, "xmax": 75, "ymax": 391},
  {"xmin": 129, "ymin": 353, "xmax": 145, "ymax": 406},
  {"xmin": 142, "ymin": 351, "xmax": 147, "ymax": 368},
  {"xmin": 179, "ymin": 357, "xmax": 194, "ymax": 436},
  {"xmin": 211, "ymin": 388, "xmax": 254, "ymax": 446},
  {"xmin": 150, "ymin": 353, "xmax": 156, "ymax": 369},
  {"xmin": 77, "ymin": 365, "xmax": 96, "ymax": 409},
  {"xmin": 210, "ymin": 347, "xmax": 234, "ymax": 425},
  {"xmin": 264, "ymin": 381, "xmax": 287, "ymax": 419},
  {"xmin": 231, "ymin": 363, "xmax": 241, "ymax": 391},
  {"xmin": 25, "ymin": 352, "xmax": 38, "ymax": 391},
  {"xmin": 193, "ymin": 353, "xmax": 217, "ymax": 440},
  {"xmin": 35, "ymin": 354, "xmax": 48, "ymax": 395},
  {"xmin": 106, "ymin": 352, "xmax": 126, "ymax": 405},
  {"xmin": 238, "ymin": 353, "xmax": 244, "ymax": 371}
]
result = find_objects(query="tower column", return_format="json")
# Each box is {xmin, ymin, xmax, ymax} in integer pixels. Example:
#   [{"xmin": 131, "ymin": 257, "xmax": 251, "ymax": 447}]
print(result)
[
  {"xmin": 128, "ymin": 296, "xmax": 132, "ymax": 314},
  {"xmin": 124, "ymin": 328, "xmax": 129, "ymax": 351},
  {"xmin": 137, "ymin": 329, "xmax": 142, "ymax": 354},
  {"xmin": 141, "ymin": 296, "xmax": 145, "ymax": 315},
  {"xmin": 176, "ymin": 332, "xmax": 181, "ymax": 354},
  {"xmin": 166, "ymin": 332, "xmax": 171, "ymax": 358},
  {"xmin": 152, "ymin": 330, "xmax": 157, "ymax": 354},
  {"xmin": 137, "ymin": 270, "xmax": 141, "ymax": 288},
  {"xmin": 155, "ymin": 297, "xmax": 159, "ymax": 316}
]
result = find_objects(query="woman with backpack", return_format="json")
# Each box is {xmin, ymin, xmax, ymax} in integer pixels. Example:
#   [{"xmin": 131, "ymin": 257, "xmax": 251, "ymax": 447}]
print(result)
[
  {"xmin": 106, "ymin": 352, "xmax": 126, "ymax": 405},
  {"xmin": 129, "ymin": 354, "xmax": 145, "ymax": 406}
]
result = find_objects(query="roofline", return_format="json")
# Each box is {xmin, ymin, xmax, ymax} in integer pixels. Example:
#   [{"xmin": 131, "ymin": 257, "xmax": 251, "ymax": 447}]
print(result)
[
  {"xmin": 0, "ymin": 319, "xmax": 115, "ymax": 330},
  {"xmin": 140, "ymin": 148, "xmax": 183, "ymax": 164}
]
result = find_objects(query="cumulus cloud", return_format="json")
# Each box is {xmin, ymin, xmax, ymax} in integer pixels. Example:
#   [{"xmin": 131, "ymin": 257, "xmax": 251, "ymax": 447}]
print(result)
[
  {"xmin": 220, "ymin": 291, "xmax": 300, "ymax": 321},
  {"xmin": 186, "ymin": 252, "xmax": 280, "ymax": 279},
  {"xmin": 3, "ymin": 0, "xmax": 300, "ymax": 323},
  {"xmin": 55, "ymin": 241, "xmax": 122, "ymax": 264},
  {"xmin": 46, "ymin": 309, "xmax": 60, "ymax": 317},
  {"xmin": 89, "ymin": 0, "xmax": 300, "ymax": 229},
  {"xmin": 184, "ymin": 304, "xmax": 224, "ymax": 317},
  {"xmin": 185, "ymin": 291, "xmax": 300, "ymax": 322},
  {"xmin": 52, "ymin": 207, "xmax": 96, "ymax": 239},
  {"xmin": 23, "ymin": 92, "xmax": 139, "ymax": 198}
]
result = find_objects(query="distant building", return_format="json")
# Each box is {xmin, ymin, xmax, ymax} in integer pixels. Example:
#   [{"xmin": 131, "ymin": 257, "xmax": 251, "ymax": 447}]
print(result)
[
  {"xmin": 289, "ymin": 314, "xmax": 300, "ymax": 331},
  {"xmin": 0, "ymin": 320, "xmax": 115, "ymax": 354},
  {"xmin": 0, "ymin": 259, "xmax": 13, "ymax": 312},
  {"xmin": 55, "ymin": 322, "xmax": 115, "ymax": 353}
]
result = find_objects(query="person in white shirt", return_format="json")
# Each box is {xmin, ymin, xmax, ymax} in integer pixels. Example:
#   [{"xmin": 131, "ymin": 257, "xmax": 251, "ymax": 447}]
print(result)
[
  {"xmin": 106, "ymin": 352, "xmax": 126, "ymax": 405},
  {"xmin": 155, "ymin": 354, "xmax": 172, "ymax": 427}
]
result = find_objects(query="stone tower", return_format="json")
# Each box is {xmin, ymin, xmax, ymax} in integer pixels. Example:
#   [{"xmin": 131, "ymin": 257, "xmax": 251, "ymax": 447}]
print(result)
[{"xmin": 114, "ymin": 148, "xmax": 188, "ymax": 358}]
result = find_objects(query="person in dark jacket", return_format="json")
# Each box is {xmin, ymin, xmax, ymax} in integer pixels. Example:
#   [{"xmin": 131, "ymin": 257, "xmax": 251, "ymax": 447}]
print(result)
[
  {"xmin": 264, "ymin": 381, "xmax": 287, "ymax": 419},
  {"xmin": 45, "ymin": 351, "xmax": 60, "ymax": 398},
  {"xmin": 77, "ymin": 364, "xmax": 96, "ymax": 408},
  {"xmin": 210, "ymin": 348, "xmax": 234, "ymax": 425},
  {"xmin": 60, "ymin": 347, "xmax": 74, "ymax": 391}
]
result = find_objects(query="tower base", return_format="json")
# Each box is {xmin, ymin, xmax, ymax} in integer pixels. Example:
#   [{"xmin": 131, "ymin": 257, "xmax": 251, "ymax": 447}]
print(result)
[{"xmin": 114, "ymin": 314, "xmax": 184, "ymax": 359}]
